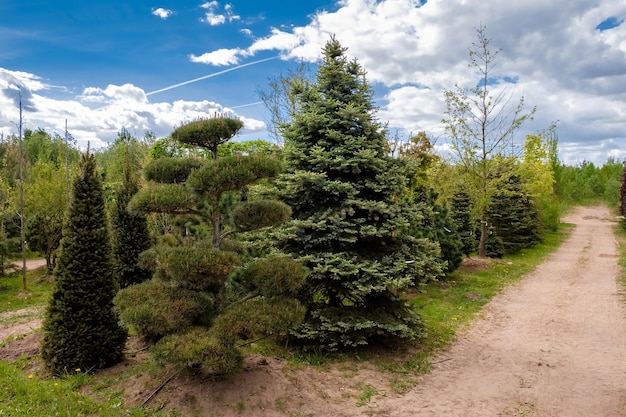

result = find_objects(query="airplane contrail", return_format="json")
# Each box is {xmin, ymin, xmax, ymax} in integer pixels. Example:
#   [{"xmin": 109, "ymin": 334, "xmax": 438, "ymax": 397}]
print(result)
[
  {"xmin": 146, "ymin": 56, "xmax": 279, "ymax": 96},
  {"xmin": 228, "ymin": 101, "xmax": 264, "ymax": 109}
]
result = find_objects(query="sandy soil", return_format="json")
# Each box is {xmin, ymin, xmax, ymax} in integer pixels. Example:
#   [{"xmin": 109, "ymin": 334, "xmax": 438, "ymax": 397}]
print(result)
[
  {"xmin": 373, "ymin": 205, "xmax": 626, "ymax": 417},
  {"xmin": 1, "ymin": 206, "xmax": 625, "ymax": 416}
]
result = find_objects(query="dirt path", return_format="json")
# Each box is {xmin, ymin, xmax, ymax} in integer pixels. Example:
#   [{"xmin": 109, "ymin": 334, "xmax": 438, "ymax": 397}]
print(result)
[{"xmin": 373, "ymin": 205, "xmax": 626, "ymax": 416}]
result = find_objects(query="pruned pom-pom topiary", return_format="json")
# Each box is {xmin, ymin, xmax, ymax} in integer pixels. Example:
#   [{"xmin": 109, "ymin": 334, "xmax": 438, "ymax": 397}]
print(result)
[
  {"xmin": 129, "ymin": 183, "xmax": 197, "ymax": 213},
  {"xmin": 155, "ymin": 245, "xmax": 240, "ymax": 291},
  {"xmin": 213, "ymin": 297, "xmax": 306, "ymax": 342},
  {"xmin": 187, "ymin": 155, "xmax": 282, "ymax": 196},
  {"xmin": 152, "ymin": 327, "xmax": 243, "ymax": 376},
  {"xmin": 171, "ymin": 116, "xmax": 244, "ymax": 160},
  {"xmin": 231, "ymin": 200, "xmax": 292, "ymax": 232},
  {"xmin": 143, "ymin": 157, "xmax": 204, "ymax": 183},
  {"xmin": 240, "ymin": 255, "xmax": 306, "ymax": 297},
  {"xmin": 114, "ymin": 280, "xmax": 213, "ymax": 341}
]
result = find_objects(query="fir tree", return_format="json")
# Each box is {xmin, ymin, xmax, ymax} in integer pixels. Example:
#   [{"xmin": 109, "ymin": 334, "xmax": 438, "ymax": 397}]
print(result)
[
  {"xmin": 278, "ymin": 38, "xmax": 444, "ymax": 348},
  {"xmin": 41, "ymin": 152, "xmax": 127, "ymax": 375},
  {"xmin": 111, "ymin": 147, "xmax": 151, "ymax": 288}
]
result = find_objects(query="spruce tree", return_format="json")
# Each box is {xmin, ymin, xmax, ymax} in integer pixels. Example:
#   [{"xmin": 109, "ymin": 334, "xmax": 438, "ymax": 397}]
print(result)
[
  {"xmin": 487, "ymin": 174, "xmax": 540, "ymax": 254},
  {"xmin": 278, "ymin": 38, "xmax": 444, "ymax": 348},
  {"xmin": 111, "ymin": 148, "xmax": 151, "ymax": 288},
  {"xmin": 41, "ymin": 152, "xmax": 127, "ymax": 375}
]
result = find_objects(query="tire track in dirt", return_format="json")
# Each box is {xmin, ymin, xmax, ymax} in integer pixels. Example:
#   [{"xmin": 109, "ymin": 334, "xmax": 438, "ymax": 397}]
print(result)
[{"xmin": 373, "ymin": 205, "xmax": 626, "ymax": 417}]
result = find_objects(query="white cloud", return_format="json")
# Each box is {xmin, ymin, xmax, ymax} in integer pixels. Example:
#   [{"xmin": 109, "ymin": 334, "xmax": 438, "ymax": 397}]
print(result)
[
  {"xmin": 189, "ymin": 48, "xmax": 246, "ymax": 65},
  {"xmin": 186, "ymin": 0, "xmax": 626, "ymax": 165},
  {"xmin": 200, "ymin": 1, "xmax": 240, "ymax": 25},
  {"xmin": 0, "ymin": 69, "xmax": 265, "ymax": 150},
  {"xmin": 151, "ymin": 7, "xmax": 173, "ymax": 19}
]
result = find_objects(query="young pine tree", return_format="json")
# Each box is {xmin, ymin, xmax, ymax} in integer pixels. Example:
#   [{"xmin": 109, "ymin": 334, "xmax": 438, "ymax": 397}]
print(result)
[
  {"xmin": 41, "ymin": 152, "xmax": 127, "ymax": 375},
  {"xmin": 278, "ymin": 38, "xmax": 444, "ymax": 349}
]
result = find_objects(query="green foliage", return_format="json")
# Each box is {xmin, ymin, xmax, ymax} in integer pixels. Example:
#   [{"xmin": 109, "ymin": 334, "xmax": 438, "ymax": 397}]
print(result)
[
  {"xmin": 171, "ymin": 115, "xmax": 244, "ymax": 159},
  {"xmin": 239, "ymin": 255, "xmax": 308, "ymax": 297},
  {"xmin": 41, "ymin": 152, "xmax": 127, "ymax": 375},
  {"xmin": 129, "ymin": 182, "xmax": 197, "ymax": 213},
  {"xmin": 411, "ymin": 186, "xmax": 463, "ymax": 274},
  {"xmin": 95, "ymin": 131, "xmax": 150, "ymax": 185},
  {"xmin": 187, "ymin": 155, "xmax": 282, "ymax": 197},
  {"xmin": 231, "ymin": 199, "xmax": 292, "ymax": 232},
  {"xmin": 111, "ymin": 153, "xmax": 152, "ymax": 288},
  {"xmin": 487, "ymin": 174, "xmax": 541, "ymax": 254},
  {"xmin": 278, "ymin": 38, "xmax": 444, "ymax": 349},
  {"xmin": 218, "ymin": 139, "xmax": 282, "ymax": 158},
  {"xmin": 442, "ymin": 26, "xmax": 535, "ymax": 257},
  {"xmin": 152, "ymin": 327, "xmax": 244, "ymax": 376},
  {"xmin": 117, "ymin": 116, "xmax": 294, "ymax": 377},
  {"xmin": 555, "ymin": 159, "xmax": 622, "ymax": 206},
  {"xmin": 154, "ymin": 244, "xmax": 240, "ymax": 291},
  {"xmin": 450, "ymin": 189, "xmax": 475, "ymax": 256},
  {"xmin": 619, "ymin": 165, "xmax": 626, "ymax": 216},
  {"xmin": 214, "ymin": 297, "xmax": 306, "ymax": 341},
  {"xmin": 143, "ymin": 157, "xmax": 204, "ymax": 183},
  {"xmin": 114, "ymin": 280, "xmax": 211, "ymax": 341},
  {"xmin": 148, "ymin": 135, "xmax": 211, "ymax": 159}
]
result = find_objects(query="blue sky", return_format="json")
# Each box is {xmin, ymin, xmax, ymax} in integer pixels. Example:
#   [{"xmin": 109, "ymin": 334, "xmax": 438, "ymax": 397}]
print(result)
[{"xmin": 1, "ymin": 0, "xmax": 626, "ymax": 165}]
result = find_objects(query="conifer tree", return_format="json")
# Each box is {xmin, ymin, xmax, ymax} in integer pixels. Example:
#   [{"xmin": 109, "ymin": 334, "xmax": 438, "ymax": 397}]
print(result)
[
  {"xmin": 278, "ymin": 38, "xmax": 444, "ymax": 348},
  {"xmin": 487, "ymin": 174, "xmax": 540, "ymax": 254},
  {"xmin": 41, "ymin": 151, "xmax": 127, "ymax": 375},
  {"xmin": 111, "ymin": 147, "xmax": 151, "ymax": 288},
  {"xmin": 410, "ymin": 185, "xmax": 463, "ymax": 274},
  {"xmin": 450, "ymin": 189, "xmax": 475, "ymax": 257}
]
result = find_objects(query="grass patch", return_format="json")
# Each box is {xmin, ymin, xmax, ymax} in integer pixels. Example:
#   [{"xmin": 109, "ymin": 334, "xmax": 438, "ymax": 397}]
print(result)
[
  {"xmin": 0, "ymin": 360, "xmax": 178, "ymax": 417},
  {"xmin": 614, "ymin": 224, "xmax": 626, "ymax": 295},
  {"xmin": 0, "ymin": 267, "xmax": 53, "ymax": 314}
]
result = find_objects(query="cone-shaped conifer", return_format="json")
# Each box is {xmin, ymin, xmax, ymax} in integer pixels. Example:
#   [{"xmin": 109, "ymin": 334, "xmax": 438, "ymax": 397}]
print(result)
[
  {"xmin": 278, "ymin": 38, "xmax": 444, "ymax": 348},
  {"xmin": 41, "ymin": 152, "xmax": 127, "ymax": 375},
  {"xmin": 111, "ymin": 149, "xmax": 151, "ymax": 288}
]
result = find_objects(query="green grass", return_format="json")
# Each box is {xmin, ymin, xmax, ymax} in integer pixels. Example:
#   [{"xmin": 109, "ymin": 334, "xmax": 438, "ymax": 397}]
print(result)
[
  {"xmin": 0, "ymin": 267, "xmax": 53, "ymax": 314},
  {"xmin": 0, "ymin": 359, "xmax": 179, "ymax": 417},
  {"xmin": 614, "ymin": 223, "xmax": 626, "ymax": 294}
]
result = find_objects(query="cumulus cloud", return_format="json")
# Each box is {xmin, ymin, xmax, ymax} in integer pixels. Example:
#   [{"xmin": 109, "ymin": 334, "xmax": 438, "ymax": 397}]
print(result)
[
  {"xmin": 189, "ymin": 48, "xmax": 247, "ymax": 65},
  {"xmin": 186, "ymin": 0, "xmax": 626, "ymax": 164},
  {"xmin": 152, "ymin": 7, "xmax": 173, "ymax": 19},
  {"xmin": 0, "ymin": 69, "xmax": 264, "ymax": 150},
  {"xmin": 200, "ymin": 1, "xmax": 240, "ymax": 25}
]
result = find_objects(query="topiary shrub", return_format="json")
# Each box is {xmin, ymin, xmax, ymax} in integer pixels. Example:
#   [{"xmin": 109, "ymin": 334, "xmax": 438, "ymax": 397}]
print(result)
[{"xmin": 113, "ymin": 280, "xmax": 213, "ymax": 341}]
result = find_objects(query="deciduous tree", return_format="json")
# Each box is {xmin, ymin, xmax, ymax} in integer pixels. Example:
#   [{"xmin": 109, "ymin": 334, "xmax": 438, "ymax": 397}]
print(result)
[{"xmin": 442, "ymin": 25, "xmax": 535, "ymax": 258}]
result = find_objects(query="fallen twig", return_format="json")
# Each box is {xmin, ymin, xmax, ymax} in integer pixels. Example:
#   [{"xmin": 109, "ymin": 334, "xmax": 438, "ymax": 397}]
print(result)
[{"xmin": 138, "ymin": 370, "xmax": 180, "ymax": 408}]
